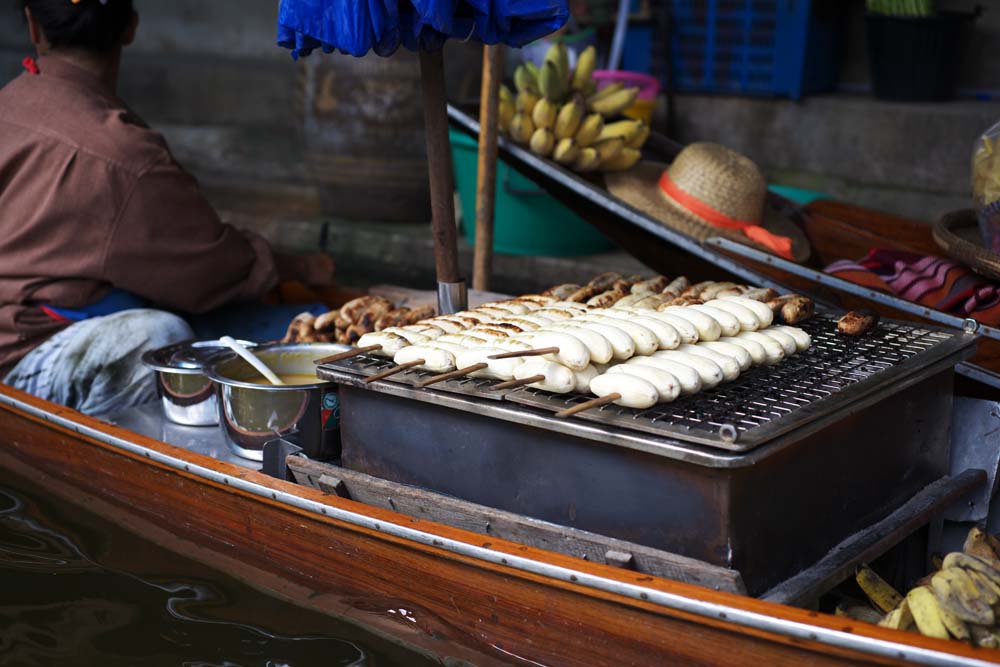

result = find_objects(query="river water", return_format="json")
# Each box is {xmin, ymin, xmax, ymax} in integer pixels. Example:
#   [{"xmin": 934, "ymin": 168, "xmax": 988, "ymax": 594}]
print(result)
[{"xmin": 0, "ymin": 467, "xmax": 437, "ymax": 667}]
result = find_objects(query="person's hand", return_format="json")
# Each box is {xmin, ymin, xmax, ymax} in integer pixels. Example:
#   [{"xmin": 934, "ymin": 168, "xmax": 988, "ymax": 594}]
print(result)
[{"xmin": 275, "ymin": 252, "xmax": 335, "ymax": 287}]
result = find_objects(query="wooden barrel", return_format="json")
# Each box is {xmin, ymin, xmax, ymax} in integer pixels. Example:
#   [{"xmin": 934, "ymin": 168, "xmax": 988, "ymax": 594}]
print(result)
[{"xmin": 301, "ymin": 52, "xmax": 430, "ymax": 222}]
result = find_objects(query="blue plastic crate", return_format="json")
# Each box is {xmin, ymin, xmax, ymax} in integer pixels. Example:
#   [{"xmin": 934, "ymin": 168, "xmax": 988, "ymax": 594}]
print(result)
[{"xmin": 669, "ymin": 0, "xmax": 841, "ymax": 98}]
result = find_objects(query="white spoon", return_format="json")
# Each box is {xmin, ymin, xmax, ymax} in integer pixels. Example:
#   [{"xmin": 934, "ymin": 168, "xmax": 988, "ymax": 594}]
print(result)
[{"xmin": 219, "ymin": 336, "xmax": 285, "ymax": 386}]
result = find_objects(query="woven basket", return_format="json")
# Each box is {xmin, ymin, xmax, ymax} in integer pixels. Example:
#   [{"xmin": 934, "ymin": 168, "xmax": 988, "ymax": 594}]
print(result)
[{"xmin": 932, "ymin": 209, "xmax": 1000, "ymax": 281}]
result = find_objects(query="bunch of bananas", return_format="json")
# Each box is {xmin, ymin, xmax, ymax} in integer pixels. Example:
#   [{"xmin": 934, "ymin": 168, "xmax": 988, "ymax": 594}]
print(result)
[
  {"xmin": 498, "ymin": 43, "xmax": 648, "ymax": 173},
  {"xmin": 850, "ymin": 528, "xmax": 1000, "ymax": 648}
]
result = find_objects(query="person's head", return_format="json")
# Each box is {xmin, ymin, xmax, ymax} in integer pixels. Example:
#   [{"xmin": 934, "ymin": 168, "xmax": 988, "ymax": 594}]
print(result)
[{"xmin": 21, "ymin": 0, "xmax": 137, "ymax": 58}]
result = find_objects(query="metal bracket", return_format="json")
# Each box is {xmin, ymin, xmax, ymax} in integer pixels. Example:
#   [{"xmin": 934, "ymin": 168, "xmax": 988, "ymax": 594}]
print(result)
[{"xmin": 262, "ymin": 437, "xmax": 304, "ymax": 481}]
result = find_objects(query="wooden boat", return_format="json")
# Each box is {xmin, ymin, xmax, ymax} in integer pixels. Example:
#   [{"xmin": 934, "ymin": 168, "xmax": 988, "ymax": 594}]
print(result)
[{"xmin": 1, "ymin": 382, "xmax": 996, "ymax": 666}]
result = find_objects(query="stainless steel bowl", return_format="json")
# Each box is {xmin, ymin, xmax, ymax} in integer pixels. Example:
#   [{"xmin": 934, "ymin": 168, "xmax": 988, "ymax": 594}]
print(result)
[
  {"xmin": 205, "ymin": 343, "xmax": 347, "ymax": 461},
  {"xmin": 142, "ymin": 340, "xmax": 254, "ymax": 426}
]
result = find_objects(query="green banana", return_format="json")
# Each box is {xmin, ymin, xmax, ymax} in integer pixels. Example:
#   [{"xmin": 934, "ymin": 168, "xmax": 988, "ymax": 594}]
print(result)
[
  {"xmin": 539, "ymin": 61, "xmax": 566, "ymax": 102},
  {"xmin": 554, "ymin": 98, "xmax": 585, "ymax": 140},
  {"xmin": 524, "ymin": 61, "xmax": 539, "ymax": 82}
]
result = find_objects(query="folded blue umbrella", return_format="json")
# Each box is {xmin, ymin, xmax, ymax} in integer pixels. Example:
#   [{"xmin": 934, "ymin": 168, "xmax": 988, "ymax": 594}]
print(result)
[{"xmin": 277, "ymin": 0, "xmax": 567, "ymax": 57}]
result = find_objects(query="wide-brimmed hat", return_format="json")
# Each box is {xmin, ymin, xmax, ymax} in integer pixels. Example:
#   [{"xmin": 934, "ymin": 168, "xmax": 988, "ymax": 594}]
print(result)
[{"xmin": 605, "ymin": 142, "xmax": 811, "ymax": 263}]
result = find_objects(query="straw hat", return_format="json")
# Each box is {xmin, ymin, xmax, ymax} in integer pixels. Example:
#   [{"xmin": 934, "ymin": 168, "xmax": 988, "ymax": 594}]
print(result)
[{"xmin": 604, "ymin": 142, "xmax": 811, "ymax": 263}]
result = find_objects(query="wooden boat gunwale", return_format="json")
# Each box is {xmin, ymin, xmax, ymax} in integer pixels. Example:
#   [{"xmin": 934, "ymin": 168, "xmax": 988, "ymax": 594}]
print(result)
[{"xmin": 1, "ymin": 383, "xmax": 996, "ymax": 666}]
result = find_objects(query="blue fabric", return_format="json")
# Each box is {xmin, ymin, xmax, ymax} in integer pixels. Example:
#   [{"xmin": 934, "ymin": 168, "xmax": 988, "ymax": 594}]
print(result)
[
  {"xmin": 45, "ymin": 288, "xmax": 150, "ymax": 322},
  {"xmin": 277, "ymin": 0, "xmax": 567, "ymax": 58}
]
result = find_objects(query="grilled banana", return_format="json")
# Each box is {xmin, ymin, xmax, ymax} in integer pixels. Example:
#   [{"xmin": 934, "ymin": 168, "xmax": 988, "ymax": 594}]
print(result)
[
  {"xmin": 931, "ymin": 568, "xmax": 994, "ymax": 626},
  {"xmin": 964, "ymin": 527, "xmax": 1000, "ymax": 565},
  {"xmin": 943, "ymin": 552, "xmax": 1000, "ymax": 587}
]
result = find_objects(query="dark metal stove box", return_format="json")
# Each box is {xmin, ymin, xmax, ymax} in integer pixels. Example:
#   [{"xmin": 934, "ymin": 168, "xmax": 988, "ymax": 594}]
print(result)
[{"xmin": 319, "ymin": 318, "xmax": 975, "ymax": 595}]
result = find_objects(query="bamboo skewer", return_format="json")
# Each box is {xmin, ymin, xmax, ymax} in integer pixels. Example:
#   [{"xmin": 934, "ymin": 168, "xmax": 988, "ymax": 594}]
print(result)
[
  {"xmin": 490, "ymin": 374, "xmax": 545, "ymax": 391},
  {"xmin": 416, "ymin": 363, "xmax": 489, "ymax": 388},
  {"xmin": 556, "ymin": 393, "xmax": 621, "ymax": 418},
  {"xmin": 365, "ymin": 360, "xmax": 425, "ymax": 384},
  {"xmin": 488, "ymin": 347, "xmax": 560, "ymax": 360},
  {"xmin": 315, "ymin": 345, "xmax": 381, "ymax": 364}
]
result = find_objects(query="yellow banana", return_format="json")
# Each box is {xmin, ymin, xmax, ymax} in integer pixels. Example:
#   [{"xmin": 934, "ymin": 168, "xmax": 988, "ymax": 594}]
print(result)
[
  {"xmin": 878, "ymin": 600, "xmax": 915, "ymax": 631},
  {"xmin": 516, "ymin": 89, "xmax": 539, "ymax": 115},
  {"xmin": 931, "ymin": 568, "xmax": 994, "ymax": 626},
  {"xmin": 509, "ymin": 113, "xmax": 534, "ymax": 144},
  {"xmin": 514, "ymin": 64, "xmax": 537, "ymax": 94},
  {"xmin": 539, "ymin": 60, "xmax": 566, "ymax": 102},
  {"xmin": 572, "ymin": 45, "xmax": 597, "ymax": 92},
  {"xmin": 532, "ymin": 98, "xmax": 558, "ymax": 130},
  {"xmin": 529, "ymin": 127, "xmax": 555, "ymax": 156},
  {"xmin": 943, "ymin": 552, "xmax": 1000, "ymax": 587},
  {"xmin": 588, "ymin": 87, "xmax": 639, "ymax": 116},
  {"xmin": 586, "ymin": 82, "xmax": 624, "ymax": 104},
  {"xmin": 967, "ymin": 569, "xmax": 1000, "ymax": 600},
  {"xmin": 594, "ymin": 137, "xmax": 624, "ymax": 163},
  {"xmin": 600, "ymin": 147, "xmax": 641, "ymax": 172},
  {"xmin": 626, "ymin": 122, "xmax": 651, "ymax": 149},
  {"xmin": 936, "ymin": 601, "xmax": 971, "ymax": 641},
  {"xmin": 856, "ymin": 564, "xmax": 903, "ymax": 614},
  {"xmin": 500, "ymin": 84, "xmax": 514, "ymax": 103},
  {"xmin": 553, "ymin": 138, "xmax": 579, "ymax": 165},
  {"xmin": 572, "ymin": 147, "xmax": 601, "ymax": 172},
  {"xmin": 574, "ymin": 113, "xmax": 604, "ymax": 147},
  {"xmin": 907, "ymin": 587, "xmax": 949, "ymax": 640},
  {"xmin": 498, "ymin": 99, "xmax": 515, "ymax": 133},
  {"xmin": 554, "ymin": 98, "xmax": 585, "ymax": 139},
  {"xmin": 964, "ymin": 527, "xmax": 1000, "ymax": 565},
  {"xmin": 598, "ymin": 119, "xmax": 644, "ymax": 144}
]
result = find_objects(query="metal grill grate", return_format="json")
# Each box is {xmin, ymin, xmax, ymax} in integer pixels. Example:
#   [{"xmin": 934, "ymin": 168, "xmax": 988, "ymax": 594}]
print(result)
[
  {"xmin": 505, "ymin": 317, "xmax": 955, "ymax": 449},
  {"xmin": 318, "ymin": 315, "xmax": 968, "ymax": 452}
]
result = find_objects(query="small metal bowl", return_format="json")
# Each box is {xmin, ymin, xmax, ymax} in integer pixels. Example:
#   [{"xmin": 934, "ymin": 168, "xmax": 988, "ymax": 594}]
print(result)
[
  {"xmin": 142, "ymin": 340, "xmax": 255, "ymax": 427},
  {"xmin": 205, "ymin": 343, "xmax": 347, "ymax": 462}
]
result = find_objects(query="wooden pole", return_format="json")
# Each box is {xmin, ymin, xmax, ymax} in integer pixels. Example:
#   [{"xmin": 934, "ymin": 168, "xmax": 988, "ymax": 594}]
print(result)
[
  {"xmin": 419, "ymin": 49, "xmax": 466, "ymax": 313},
  {"xmin": 473, "ymin": 44, "xmax": 504, "ymax": 291}
]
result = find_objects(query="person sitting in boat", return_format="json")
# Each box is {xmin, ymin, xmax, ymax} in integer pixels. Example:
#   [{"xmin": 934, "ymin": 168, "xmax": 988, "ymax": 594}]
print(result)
[{"xmin": 0, "ymin": 0, "xmax": 334, "ymax": 415}]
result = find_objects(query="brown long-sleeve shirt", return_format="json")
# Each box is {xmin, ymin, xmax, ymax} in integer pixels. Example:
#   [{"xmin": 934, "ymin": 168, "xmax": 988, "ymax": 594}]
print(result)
[{"xmin": 0, "ymin": 56, "xmax": 278, "ymax": 372}]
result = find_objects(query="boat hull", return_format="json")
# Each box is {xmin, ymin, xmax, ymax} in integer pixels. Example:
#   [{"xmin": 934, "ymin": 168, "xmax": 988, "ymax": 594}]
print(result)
[{"xmin": 0, "ymin": 386, "xmax": 992, "ymax": 666}]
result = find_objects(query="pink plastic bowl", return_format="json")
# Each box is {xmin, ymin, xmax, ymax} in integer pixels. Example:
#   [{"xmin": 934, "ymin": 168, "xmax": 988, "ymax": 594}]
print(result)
[{"xmin": 592, "ymin": 70, "xmax": 660, "ymax": 100}]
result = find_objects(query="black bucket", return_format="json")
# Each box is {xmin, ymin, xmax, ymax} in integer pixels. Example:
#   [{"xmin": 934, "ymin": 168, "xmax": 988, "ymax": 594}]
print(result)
[{"xmin": 865, "ymin": 10, "xmax": 978, "ymax": 102}]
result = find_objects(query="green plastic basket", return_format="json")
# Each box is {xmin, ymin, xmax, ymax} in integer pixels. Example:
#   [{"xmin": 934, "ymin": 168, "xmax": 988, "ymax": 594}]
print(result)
[{"xmin": 450, "ymin": 129, "xmax": 614, "ymax": 256}]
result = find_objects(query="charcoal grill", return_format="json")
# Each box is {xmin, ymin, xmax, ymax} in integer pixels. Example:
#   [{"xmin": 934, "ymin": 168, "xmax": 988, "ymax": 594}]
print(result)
[{"xmin": 316, "ymin": 315, "xmax": 976, "ymax": 594}]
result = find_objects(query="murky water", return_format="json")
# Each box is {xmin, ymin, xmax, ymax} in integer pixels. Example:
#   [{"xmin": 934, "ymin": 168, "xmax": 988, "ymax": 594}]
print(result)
[{"xmin": 0, "ymin": 467, "xmax": 438, "ymax": 667}]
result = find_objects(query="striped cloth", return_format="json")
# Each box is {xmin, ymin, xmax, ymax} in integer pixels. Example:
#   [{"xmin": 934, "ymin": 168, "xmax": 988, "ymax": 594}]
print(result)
[{"xmin": 826, "ymin": 249, "xmax": 1000, "ymax": 326}]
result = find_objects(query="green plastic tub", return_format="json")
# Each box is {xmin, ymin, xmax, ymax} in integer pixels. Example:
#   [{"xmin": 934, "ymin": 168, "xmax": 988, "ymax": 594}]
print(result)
[{"xmin": 450, "ymin": 129, "xmax": 614, "ymax": 256}]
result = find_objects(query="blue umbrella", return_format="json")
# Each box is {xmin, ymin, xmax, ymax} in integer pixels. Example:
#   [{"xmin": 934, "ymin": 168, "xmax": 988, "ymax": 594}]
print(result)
[{"xmin": 276, "ymin": 0, "xmax": 567, "ymax": 313}]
